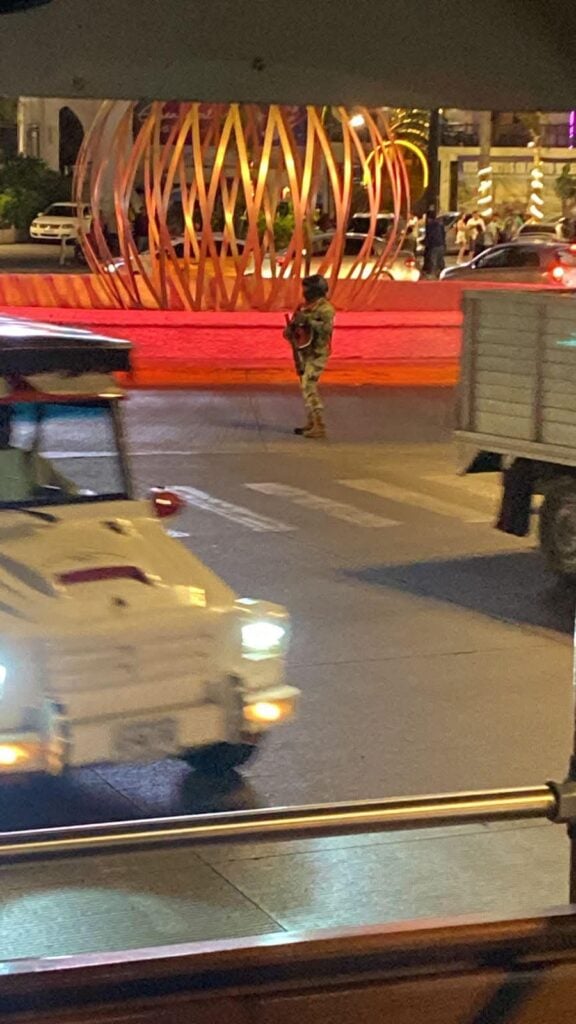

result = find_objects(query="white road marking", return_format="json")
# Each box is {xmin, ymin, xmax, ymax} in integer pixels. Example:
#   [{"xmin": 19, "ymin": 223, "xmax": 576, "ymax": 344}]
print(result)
[
  {"xmin": 246, "ymin": 482, "xmax": 399, "ymax": 527},
  {"xmin": 170, "ymin": 485, "xmax": 295, "ymax": 533},
  {"xmin": 424, "ymin": 473, "xmax": 500, "ymax": 498},
  {"xmin": 45, "ymin": 451, "xmax": 115, "ymax": 459},
  {"xmin": 339, "ymin": 478, "xmax": 493, "ymax": 523}
]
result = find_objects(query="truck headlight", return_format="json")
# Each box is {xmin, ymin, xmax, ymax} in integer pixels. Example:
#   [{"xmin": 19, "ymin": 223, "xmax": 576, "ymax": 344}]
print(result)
[{"xmin": 241, "ymin": 621, "xmax": 285, "ymax": 654}]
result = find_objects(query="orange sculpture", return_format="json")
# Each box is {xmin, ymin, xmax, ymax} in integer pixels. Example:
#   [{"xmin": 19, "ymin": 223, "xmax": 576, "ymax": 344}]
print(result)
[{"xmin": 74, "ymin": 102, "xmax": 411, "ymax": 311}]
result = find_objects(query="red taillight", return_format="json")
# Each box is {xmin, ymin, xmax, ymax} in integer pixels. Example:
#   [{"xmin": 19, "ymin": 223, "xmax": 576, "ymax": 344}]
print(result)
[
  {"xmin": 404, "ymin": 257, "xmax": 416, "ymax": 268},
  {"xmin": 551, "ymin": 265, "xmax": 565, "ymax": 282},
  {"xmin": 151, "ymin": 488, "xmax": 185, "ymax": 518}
]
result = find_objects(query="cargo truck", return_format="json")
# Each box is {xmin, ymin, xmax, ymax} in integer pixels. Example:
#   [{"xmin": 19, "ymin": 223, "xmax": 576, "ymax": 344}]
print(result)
[{"xmin": 456, "ymin": 288, "xmax": 576, "ymax": 576}]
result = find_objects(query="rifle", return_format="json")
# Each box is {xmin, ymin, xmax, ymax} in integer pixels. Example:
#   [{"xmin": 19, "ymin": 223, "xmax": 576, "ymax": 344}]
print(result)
[{"xmin": 284, "ymin": 312, "xmax": 312, "ymax": 378}]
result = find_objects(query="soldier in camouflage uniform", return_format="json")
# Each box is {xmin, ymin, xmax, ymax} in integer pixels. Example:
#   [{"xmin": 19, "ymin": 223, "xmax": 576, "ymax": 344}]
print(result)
[{"xmin": 283, "ymin": 275, "xmax": 335, "ymax": 439}]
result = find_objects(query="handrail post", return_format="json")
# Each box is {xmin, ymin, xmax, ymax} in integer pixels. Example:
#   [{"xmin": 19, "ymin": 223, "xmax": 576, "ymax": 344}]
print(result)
[
  {"xmin": 548, "ymin": 600, "xmax": 576, "ymax": 906},
  {"xmin": 570, "ymin": 610, "xmax": 576, "ymax": 904},
  {"xmin": 547, "ymin": 777, "xmax": 576, "ymax": 903}
]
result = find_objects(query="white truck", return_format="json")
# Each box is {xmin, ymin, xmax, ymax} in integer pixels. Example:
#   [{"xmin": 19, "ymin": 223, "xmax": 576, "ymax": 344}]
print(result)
[
  {"xmin": 456, "ymin": 288, "xmax": 576, "ymax": 576},
  {"xmin": 0, "ymin": 316, "xmax": 297, "ymax": 778}
]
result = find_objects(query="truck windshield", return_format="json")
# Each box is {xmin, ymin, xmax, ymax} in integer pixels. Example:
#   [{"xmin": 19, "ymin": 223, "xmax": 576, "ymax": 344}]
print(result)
[{"xmin": 0, "ymin": 400, "xmax": 129, "ymax": 508}]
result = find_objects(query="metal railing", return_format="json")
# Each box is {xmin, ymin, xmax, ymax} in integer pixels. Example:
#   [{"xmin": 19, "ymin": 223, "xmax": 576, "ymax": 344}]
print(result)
[
  {"xmin": 439, "ymin": 122, "xmax": 576, "ymax": 150},
  {"xmin": 0, "ymin": 783, "xmax": 558, "ymax": 857}
]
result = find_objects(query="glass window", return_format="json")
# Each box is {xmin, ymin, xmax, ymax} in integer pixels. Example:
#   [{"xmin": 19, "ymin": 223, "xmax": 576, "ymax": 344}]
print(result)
[
  {"xmin": 344, "ymin": 237, "xmax": 370, "ymax": 256},
  {"xmin": 349, "ymin": 215, "xmax": 392, "ymax": 238},
  {"xmin": 558, "ymin": 248, "xmax": 576, "ymax": 266},
  {"xmin": 0, "ymin": 401, "xmax": 127, "ymax": 508},
  {"xmin": 45, "ymin": 204, "xmax": 77, "ymax": 218},
  {"xmin": 505, "ymin": 247, "xmax": 541, "ymax": 267},
  {"xmin": 474, "ymin": 247, "xmax": 512, "ymax": 268}
]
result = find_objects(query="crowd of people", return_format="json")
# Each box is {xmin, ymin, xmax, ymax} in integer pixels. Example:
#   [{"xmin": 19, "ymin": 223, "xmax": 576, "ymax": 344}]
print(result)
[{"xmin": 418, "ymin": 207, "xmax": 576, "ymax": 278}]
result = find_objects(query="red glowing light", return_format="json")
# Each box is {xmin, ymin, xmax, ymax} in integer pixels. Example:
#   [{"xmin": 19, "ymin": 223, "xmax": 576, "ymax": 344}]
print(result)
[{"xmin": 150, "ymin": 489, "xmax": 185, "ymax": 518}]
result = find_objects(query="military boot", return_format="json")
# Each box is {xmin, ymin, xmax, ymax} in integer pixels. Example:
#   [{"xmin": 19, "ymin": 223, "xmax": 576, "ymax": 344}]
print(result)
[
  {"xmin": 303, "ymin": 413, "xmax": 326, "ymax": 439},
  {"xmin": 294, "ymin": 412, "xmax": 314, "ymax": 435}
]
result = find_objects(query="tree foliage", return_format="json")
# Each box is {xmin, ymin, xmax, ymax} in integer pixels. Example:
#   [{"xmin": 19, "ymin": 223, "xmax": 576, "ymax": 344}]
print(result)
[{"xmin": 0, "ymin": 155, "xmax": 70, "ymax": 229}]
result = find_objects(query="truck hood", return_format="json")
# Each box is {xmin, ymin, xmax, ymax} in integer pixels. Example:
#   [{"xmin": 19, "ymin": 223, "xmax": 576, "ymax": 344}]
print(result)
[{"xmin": 0, "ymin": 499, "xmax": 236, "ymax": 630}]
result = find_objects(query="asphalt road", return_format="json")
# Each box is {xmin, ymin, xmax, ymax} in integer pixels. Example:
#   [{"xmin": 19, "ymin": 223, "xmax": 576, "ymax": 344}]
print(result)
[
  {"xmin": 0, "ymin": 386, "xmax": 572, "ymax": 832},
  {"xmin": 0, "ymin": 241, "xmax": 87, "ymax": 274},
  {"xmin": 0, "ymin": 242, "xmax": 460, "ymax": 275}
]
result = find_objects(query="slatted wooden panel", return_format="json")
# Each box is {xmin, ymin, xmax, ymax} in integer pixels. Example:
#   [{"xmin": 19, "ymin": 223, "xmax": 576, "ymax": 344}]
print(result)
[
  {"xmin": 463, "ymin": 291, "xmax": 576, "ymax": 449},
  {"xmin": 466, "ymin": 294, "xmax": 538, "ymax": 440},
  {"xmin": 540, "ymin": 298, "xmax": 576, "ymax": 445},
  {"xmin": 73, "ymin": 102, "xmax": 411, "ymax": 312}
]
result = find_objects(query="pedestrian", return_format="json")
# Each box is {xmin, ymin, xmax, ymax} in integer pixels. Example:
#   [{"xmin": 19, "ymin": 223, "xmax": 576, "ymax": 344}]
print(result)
[
  {"xmin": 484, "ymin": 214, "xmax": 501, "ymax": 249},
  {"xmin": 403, "ymin": 225, "xmax": 417, "ymax": 255},
  {"xmin": 473, "ymin": 223, "xmax": 486, "ymax": 256},
  {"xmin": 503, "ymin": 209, "xmax": 522, "ymax": 240},
  {"xmin": 283, "ymin": 274, "xmax": 335, "ymax": 439},
  {"xmin": 133, "ymin": 202, "xmax": 149, "ymax": 253},
  {"xmin": 466, "ymin": 210, "xmax": 485, "ymax": 256},
  {"xmin": 455, "ymin": 213, "xmax": 469, "ymax": 263},
  {"xmin": 423, "ymin": 209, "xmax": 446, "ymax": 278}
]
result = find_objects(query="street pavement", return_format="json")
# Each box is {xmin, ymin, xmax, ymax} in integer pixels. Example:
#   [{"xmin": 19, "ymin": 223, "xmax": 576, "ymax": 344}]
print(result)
[
  {"xmin": 0, "ymin": 241, "xmax": 86, "ymax": 274},
  {"xmin": 1, "ymin": 386, "xmax": 573, "ymax": 960},
  {"xmin": 0, "ymin": 386, "xmax": 571, "ymax": 828},
  {"xmin": 0, "ymin": 241, "xmax": 459, "ymax": 275}
]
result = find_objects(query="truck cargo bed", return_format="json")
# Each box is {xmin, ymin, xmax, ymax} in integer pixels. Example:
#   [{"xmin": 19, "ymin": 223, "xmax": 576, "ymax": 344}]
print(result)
[{"xmin": 457, "ymin": 289, "xmax": 576, "ymax": 466}]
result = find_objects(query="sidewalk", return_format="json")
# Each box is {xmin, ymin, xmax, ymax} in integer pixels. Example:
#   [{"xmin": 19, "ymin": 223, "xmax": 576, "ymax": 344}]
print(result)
[
  {"xmin": 0, "ymin": 306, "xmax": 461, "ymax": 387},
  {"xmin": 0, "ymin": 819, "xmax": 565, "ymax": 960}
]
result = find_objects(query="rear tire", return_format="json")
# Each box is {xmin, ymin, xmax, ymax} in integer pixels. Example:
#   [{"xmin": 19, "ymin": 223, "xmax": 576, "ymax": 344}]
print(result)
[
  {"xmin": 180, "ymin": 741, "xmax": 259, "ymax": 775},
  {"xmin": 539, "ymin": 476, "xmax": 576, "ymax": 576}
]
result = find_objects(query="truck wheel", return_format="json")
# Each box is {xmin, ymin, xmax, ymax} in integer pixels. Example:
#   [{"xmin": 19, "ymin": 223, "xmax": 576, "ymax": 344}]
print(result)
[
  {"xmin": 539, "ymin": 477, "xmax": 576, "ymax": 576},
  {"xmin": 180, "ymin": 741, "xmax": 259, "ymax": 775}
]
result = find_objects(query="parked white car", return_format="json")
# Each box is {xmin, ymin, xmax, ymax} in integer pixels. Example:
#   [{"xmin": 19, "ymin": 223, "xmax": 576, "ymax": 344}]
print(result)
[
  {"xmin": 0, "ymin": 317, "xmax": 297, "ymax": 778},
  {"xmin": 30, "ymin": 202, "xmax": 92, "ymax": 242}
]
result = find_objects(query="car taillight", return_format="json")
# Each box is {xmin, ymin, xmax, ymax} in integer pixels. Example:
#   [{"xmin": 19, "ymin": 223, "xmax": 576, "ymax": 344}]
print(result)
[
  {"xmin": 404, "ymin": 257, "xmax": 416, "ymax": 268},
  {"xmin": 551, "ymin": 265, "xmax": 565, "ymax": 282}
]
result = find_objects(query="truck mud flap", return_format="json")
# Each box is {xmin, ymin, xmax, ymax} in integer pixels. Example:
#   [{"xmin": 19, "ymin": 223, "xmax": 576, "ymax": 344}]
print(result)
[
  {"xmin": 464, "ymin": 451, "xmax": 502, "ymax": 474},
  {"xmin": 496, "ymin": 458, "xmax": 534, "ymax": 537}
]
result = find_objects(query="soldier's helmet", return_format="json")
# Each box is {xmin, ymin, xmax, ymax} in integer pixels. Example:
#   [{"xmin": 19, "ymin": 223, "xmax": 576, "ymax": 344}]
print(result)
[{"xmin": 302, "ymin": 274, "xmax": 329, "ymax": 300}]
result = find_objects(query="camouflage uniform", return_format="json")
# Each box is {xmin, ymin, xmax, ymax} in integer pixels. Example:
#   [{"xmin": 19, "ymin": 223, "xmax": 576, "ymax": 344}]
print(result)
[{"xmin": 286, "ymin": 297, "xmax": 335, "ymax": 413}]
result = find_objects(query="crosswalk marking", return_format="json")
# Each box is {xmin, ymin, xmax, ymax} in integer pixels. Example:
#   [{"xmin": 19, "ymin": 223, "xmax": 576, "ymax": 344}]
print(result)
[
  {"xmin": 424, "ymin": 473, "xmax": 500, "ymax": 498},
  {"xmin": 339, "ymin": 478, "xmax": 493, "ymax": 523},
  {"xmin": 170, "ymin": 485, "xmax": 295, "ymax": 533},
  {"xmin": 246, "ymin": 482, "xmax": 399, "ymax": 528}
]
